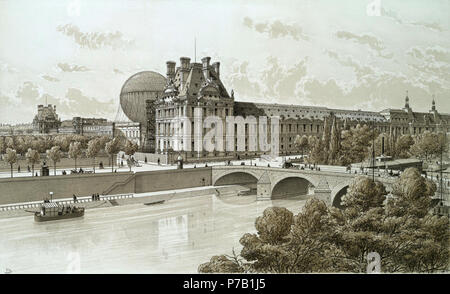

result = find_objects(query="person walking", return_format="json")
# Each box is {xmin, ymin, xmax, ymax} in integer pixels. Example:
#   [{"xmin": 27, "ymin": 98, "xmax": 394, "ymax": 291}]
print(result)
[{"xmin": 73, "ymin": 194, "xmax": 77, "ymax": 203}]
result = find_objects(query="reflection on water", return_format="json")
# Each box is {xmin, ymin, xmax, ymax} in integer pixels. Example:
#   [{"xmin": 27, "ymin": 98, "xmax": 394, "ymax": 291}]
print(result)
[{"xmin": 0, "ymin": 194, "xmax": 308, "ymax": 273}]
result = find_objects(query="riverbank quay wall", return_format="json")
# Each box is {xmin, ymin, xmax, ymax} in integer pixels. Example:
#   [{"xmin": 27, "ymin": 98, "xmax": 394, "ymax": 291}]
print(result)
[{"xmin": 0, "ymin": 167, "xmax": 212, "ymax": 205}]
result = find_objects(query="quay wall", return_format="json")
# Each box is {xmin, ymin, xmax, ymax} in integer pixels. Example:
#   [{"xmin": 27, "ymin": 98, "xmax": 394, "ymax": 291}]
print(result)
[{"xmin": 0, "ymin": 167, "xmax": 212, "ymax": 205}]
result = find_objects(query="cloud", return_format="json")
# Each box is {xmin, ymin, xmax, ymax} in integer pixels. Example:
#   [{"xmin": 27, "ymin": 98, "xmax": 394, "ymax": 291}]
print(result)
[
  {"xmin": 406, "ymin": 46, "xmax": 450, "ymax": 86},
  {"xmin": 15, "ymin": 81, "xmax": 43, "ymax": 104},
  {"xmin": 226, "ymin": 51, "xmax": 448, "ymax": 113},
  {"xmin": 242, "ymin": 17, "xmax": 309, "ymax": 41},
  {"xmin": 57, "ymin": 62, "xmax": 90, "ymax": 72},
  {"xmin": 64, "ymin": 88, "xmax": 115, "ymax": 117},
  {"xmin": 381, "ymin": 7, "xmax": 445, "ymax": 32},
  {"xmin": 335, "ymin": 31, "xmax": 392, "ymax": 58},
  {"xmin": 226, "ymin": 61, "xmax": 261, "ymax": 98},
  {"xmin": 325, "ymin": 50, "xmax": 375, "ymax": 79},
  {"xmin": 2, "ymin": 81, "xmax": 115, "ymax": 122},
  {"xmin": 0, "ymin": 60, "xmax": 18, "ymax": 74},
  {"xmin": 56, "ymin": 23, "xmax": 135, "ymax": 50},
  {"xmin": 226, "ymin": 56, "xmax": 308, "ymax": 103},
  {"xmin": 41, "ymin": 75, "xmax": 60, "ymax": 82}
]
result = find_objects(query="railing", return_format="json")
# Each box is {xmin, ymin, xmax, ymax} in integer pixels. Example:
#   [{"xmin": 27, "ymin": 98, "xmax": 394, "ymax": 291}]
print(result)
[
  {"xmin": 0, "ymin": 193, "xmax": 134, "ymax": 212},
  {"xmin": 102, "ymin": 174, "xmax": 136, "ymax": 195}
]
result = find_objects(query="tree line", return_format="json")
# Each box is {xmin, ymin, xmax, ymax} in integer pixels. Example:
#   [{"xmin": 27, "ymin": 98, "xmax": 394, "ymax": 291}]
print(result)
[
  {"xmin": 199, "ymin": 167, "xmax": 449, "ymax": 273},
  {"xmin": 0, "ymin": 134, "xmax": 139, "ymax": 177},
  {"xmin": 294, "ymin": 117, "xmax": 448, "ymax": 166}
]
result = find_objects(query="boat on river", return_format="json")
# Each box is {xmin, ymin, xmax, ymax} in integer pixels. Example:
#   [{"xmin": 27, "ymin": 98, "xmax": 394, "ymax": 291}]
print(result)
[{"xmin": 34, "ymin": 202, "xmax": 84, "ymax": 222}]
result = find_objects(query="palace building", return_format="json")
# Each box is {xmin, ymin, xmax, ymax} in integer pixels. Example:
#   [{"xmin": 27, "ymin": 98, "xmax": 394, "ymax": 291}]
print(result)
[{"xmin": 149, "ymin": 56, "xmax": 449, "ymax": 162}]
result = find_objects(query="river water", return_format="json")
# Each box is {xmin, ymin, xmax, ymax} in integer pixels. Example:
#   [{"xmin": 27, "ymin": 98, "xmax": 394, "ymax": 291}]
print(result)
[{"xmin": 0, "ymin": 194, "xmax": 307, "ymax": 273}]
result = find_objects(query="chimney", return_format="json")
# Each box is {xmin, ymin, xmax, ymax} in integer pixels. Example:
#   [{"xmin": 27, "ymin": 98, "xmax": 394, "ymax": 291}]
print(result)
[
  {"xmin": 212, "ymin": 62, "xmax": 220, "ymax": 79},
  {"xmin": 180, "ymin": 57, "xmax": 191, "ymax": 91},
  {"xmin": 180, "ymin": 57, "xmax": 190, "ymax": 70},
  {"xmin": 166, "ymin": 61, "xmax": 176, "ymax": 80},
  {"xmin": 201, "ymin": 57, "xmax": 211, "ymax": 80}
]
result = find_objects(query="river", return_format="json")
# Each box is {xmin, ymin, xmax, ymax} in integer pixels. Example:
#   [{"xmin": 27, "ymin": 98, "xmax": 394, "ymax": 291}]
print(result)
[{"xmin": 0, "ymin": 193, "xmax": 307, "ymax": 273}]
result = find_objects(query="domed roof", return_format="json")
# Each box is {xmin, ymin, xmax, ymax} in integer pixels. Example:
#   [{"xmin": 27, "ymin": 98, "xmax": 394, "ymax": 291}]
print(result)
[{"xmin": 120, "ymin": 71, "xmax": 166, "ymax": 95}]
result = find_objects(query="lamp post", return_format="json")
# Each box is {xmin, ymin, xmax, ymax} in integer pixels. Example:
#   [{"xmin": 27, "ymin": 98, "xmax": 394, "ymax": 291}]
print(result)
[{"xmin": 371, "ymin": 120, "xmax": 375, "ymax": 182}]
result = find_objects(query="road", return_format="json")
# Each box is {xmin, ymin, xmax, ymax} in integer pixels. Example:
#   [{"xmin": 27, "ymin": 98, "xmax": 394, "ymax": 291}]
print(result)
[{"xmin": 0, "ymin": 193, "xmax": 307, "ymax": 273}]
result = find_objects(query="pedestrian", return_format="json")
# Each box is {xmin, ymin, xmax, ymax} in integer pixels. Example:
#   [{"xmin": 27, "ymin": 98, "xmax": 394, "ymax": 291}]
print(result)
[
  {"xmin": 157, "ymin": 158, "xmax": 160, "ymax": 165},
  {"xmin": 27, "ymin": 165, "xmax": 30, "ymax": 172},
  {"xmin": 73, "ymin": 194, "xmax": 77, "ymax": 203},
  {"xmin": 18, "ymin": 165, "xmax": 20, "ymax": 173},
  {"xmin": 92, "ymin": 194, "xmax": 95, "ymax": 201},
  {"xmin": 145, "ymin": 157, "xmax": 148, "ymax": 163},
  {"xmin": 35, "ymin": 172, "xmax": 38, "ymax": 177}
]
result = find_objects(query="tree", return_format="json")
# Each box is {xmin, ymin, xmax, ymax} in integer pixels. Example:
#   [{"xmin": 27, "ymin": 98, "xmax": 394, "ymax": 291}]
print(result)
[
  {"xmin": 46, "ymin": 146, "xmax": 61, "ymax": 175},
  {"xmin": 294, "ymin": 135, "xmax": 308, "ymax": 159},
  {"xmin": 322, "ymin": 117, "xmax": 330, "ymax": 154},
  {"xmin": 328, "ymin": 117, "xmax": 340, "ymax": 164},
  {"xmin": 25, "ymin": 148, "xmax": 40, "ymax": 176},
  {"xmin": 68, "ymin": 141, "xmax": 82, "ymax": 170},
  {"xmin": 105, "ymin": 137, "xmax": 121, "ymax": 172},
  {"xmin": 307, "ymin": 136, "xmax": 326, "ymax": 165},
  {"xmin": 338, "ymin": 124, "xmax": 373, "ymax": 166},
  {"xmin": 199, "ymin": 168, "xmax": 449, "ymax": 273},
  {"xmin": 0, "ymin": 137, "xmax": 6, "ymax": 155},
  {"xmin": 4, "ymin": 148, "xmax": 17, "ymax": 178},
  {"xmin": 124, "ymin": 140, "xmax": 138, "ymax": 171},
  {"xmin": 410, "ymin": 131, "xmax": 444, "ymax": 161},
  {"xmin": 86, "ymin": 138, "xmax": 101, "ymax": 173},
  {"xmin": 54, "ymin": 135, "xmax": 71, "ymax": 152},
  {"xmin": 394, "ymin": 134, "xmax": 414, "ymax": 159}
]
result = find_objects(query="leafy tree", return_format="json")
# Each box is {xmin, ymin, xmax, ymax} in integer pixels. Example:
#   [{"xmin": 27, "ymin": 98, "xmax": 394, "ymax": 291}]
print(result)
[
  {"xmin": 25, "ymin": 148, "xmax": 40, "ymax": 176},
  {"xmin": 68, "ymin": 141, "xmax": 82, "ymax": 170},
  {"xmin": 4, "ymin": 148, "xmax": 17, "ymax": 178},
  {"xmin": 86, "ymin": 138, "xmax": 101, "ymax": 173},
  {"xmin": 0, "ymin": 137, "xmax": 6, "ymax": 154},
  {"xmin": 307, "ymin": 135, "xmax": 327, "ymax": 165},
  {"xmin": 410, "ymin": 131, "xmax": 444, "ymax": 161},
  {"xmin": 54, "ymin": 135, "xmax": 71, "ymax": 152},
  {"xmin": 338, "ymin": 124, "xmax": 374, "ymax": 166},
  {"xmin": 199, "ymin": 168, "xmax": 449, "ymax": 273},
  {"xmin": 46, "ymin": 146, "xmax": 62, "ymax": 175},
  {"xmin": 294, "ymin": 135, "xmax": 308, "ymax": 159},
  {"xmin": 394, "ymin": 134, "xmax": 414, "ymax": 159},
  {"xmin": 124, "ymin": 140, "xmax": 138, "ymax": 171},
  {"xmin": 105, "ymin": 137, "xmax": 121, "ymax": 172}
]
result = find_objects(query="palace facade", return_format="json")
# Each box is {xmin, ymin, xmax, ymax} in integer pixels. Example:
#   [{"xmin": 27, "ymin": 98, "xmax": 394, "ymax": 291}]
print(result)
[{"xmin": 153, "ymin": 56, "xmax": 450, "ymax": 160}]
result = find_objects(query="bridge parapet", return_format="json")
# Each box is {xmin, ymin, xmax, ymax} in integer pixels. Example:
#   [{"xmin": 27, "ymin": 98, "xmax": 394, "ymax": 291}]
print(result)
[{"xmin": 211, "ymin": 165, "xmax": 396, "ymax": 205}]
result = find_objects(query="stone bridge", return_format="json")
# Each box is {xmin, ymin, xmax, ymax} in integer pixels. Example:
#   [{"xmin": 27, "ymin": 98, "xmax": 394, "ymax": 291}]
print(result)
[{"xmin": 211, "ymin": 166, "xmax": 395, "ymax": 207}]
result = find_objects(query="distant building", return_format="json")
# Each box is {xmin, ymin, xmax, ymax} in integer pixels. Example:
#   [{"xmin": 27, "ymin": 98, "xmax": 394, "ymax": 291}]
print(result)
[
  {"xmin": 72, "ymin": 117, "xmax": 113, "ymax": 136},
  {"xmin": 32, "ymin": 104, "xmax": 61, "ymax": 134}
]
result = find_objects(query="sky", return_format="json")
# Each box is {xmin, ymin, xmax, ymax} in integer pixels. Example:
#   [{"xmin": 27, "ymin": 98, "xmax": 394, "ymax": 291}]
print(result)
[{"xmin": 0, "ymin": 0, "xmax": 449, "ymax": 124}]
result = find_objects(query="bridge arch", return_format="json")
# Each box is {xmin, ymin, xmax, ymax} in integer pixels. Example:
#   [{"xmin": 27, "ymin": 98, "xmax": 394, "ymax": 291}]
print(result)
[
  {"xmin": 330, "ymin": 180, "xmax": 352, "ymax": 208},
  {"xmin": 213, "ymin": 170, "xmax": 260, "ymax": 188},
  {"xmin": 271, "ymin": 175, "xmax": 316, "ymax": 199}
]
